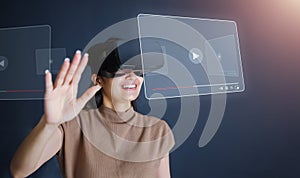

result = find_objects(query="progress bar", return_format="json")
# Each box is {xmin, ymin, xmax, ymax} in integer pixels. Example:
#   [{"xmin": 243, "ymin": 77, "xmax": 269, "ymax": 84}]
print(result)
[
  {"xmin": 0, "ymin": 90, "xmax": 43, "ymax": 93},
  {"xmin": 152, "ymin": 83, "xmax": 239, "ymax": 91}
]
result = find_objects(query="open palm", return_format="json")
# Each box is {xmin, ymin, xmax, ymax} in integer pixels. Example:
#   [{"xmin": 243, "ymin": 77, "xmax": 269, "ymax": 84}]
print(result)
[{"xmin": 43, "ymin": 51, "xmax": 101, "ymax": 125}]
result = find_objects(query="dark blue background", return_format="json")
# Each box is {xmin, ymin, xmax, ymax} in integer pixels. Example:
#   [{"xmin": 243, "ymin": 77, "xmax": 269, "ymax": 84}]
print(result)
[{"xmin": 1, "ymin": 0, "xmax": 299, "ymax": 177}]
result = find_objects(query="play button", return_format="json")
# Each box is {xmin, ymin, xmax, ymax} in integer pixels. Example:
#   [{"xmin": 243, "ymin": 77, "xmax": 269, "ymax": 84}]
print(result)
[
  {"xmin": 192, "ymin": 52, "xmax": 199, "ymax": 59},
  {"xmin": 189, "ymin": 48, "xmax": 203, "ymax": 64},
  {"xmin": 0, "ymin": 56, "xmax": 8, "ymax": 71}
]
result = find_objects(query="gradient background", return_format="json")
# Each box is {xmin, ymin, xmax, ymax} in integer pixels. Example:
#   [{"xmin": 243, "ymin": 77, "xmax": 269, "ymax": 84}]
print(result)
[{"xmin": 0, "ymin": 0, "xmax": 299, "ymax": 177}]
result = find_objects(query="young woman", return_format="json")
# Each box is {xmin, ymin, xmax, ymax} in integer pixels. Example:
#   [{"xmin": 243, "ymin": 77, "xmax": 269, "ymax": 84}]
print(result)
[{"xmin": 10, "ymin": 46, "xmax": 174, "ymax": 178}]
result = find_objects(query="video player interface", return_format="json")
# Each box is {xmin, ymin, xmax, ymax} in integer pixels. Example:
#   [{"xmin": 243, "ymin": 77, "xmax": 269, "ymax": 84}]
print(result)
[
  {"xmin": 138, "ymin": 14, "xmax": 244, "ymax": 99},
  {"xmin": 0, "ymin": 25, "xmax": 51, "ymax": 100}
]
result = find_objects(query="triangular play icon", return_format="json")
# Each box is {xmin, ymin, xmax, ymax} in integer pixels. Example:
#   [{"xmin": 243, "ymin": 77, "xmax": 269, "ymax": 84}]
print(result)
[
  {"xmin": 0, "ymin": 60, "xmax": 4, "ymax": 67},
  {"xmin": 192, "ymin": 52, "xmax": 200, "ymax": 60}
]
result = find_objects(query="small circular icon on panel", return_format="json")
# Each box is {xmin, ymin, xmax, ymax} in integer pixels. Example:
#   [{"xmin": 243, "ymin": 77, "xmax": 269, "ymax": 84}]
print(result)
[
  {"xmin": 0, "ymin": 56, "xmax": 8, "ymax": 71},
  {"xmin": 189, "ymin": 48, "xmax": 203, "ymax": 64}
]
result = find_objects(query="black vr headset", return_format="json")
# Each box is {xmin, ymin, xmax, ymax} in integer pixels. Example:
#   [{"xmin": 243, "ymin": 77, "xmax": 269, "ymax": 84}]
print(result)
[{"xmin": 88, "ymin": 38, "xmax": 165, "ymax": 79}]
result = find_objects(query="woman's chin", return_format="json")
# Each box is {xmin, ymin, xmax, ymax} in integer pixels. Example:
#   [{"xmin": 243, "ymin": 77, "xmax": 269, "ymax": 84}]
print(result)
[
  {"xmin": 121, "ymin": 90, "xmax": 140, "ymax": 100},
  {"xmin": 122, "ymin": 95, "xmax": 138, "ymax": 102}
]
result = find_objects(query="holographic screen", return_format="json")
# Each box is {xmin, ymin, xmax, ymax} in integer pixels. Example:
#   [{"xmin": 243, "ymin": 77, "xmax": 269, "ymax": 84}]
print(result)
[
  {"xmin": 137, "ymin": 14, "xmax": 245, "ymax": 99},
  {"xmin": 0, "ymin": 25, "xmax": 66, "ymax": 100}
]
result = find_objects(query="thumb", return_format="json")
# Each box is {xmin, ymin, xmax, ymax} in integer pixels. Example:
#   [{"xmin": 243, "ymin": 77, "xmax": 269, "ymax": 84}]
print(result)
[{"xmin": 76, "ymin": 85, "xmax": 101, "ymax": 108}]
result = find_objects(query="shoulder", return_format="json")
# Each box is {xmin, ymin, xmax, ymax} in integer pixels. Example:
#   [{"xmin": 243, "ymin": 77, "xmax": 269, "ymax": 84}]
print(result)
[
  {"xmin": 134, "ymin": 112, "xmax": 170, "ymax": 128},
  {"xmin": 58, "ymin": 109, "xmax": 97, "ymax": 134},
  {"xmin": 134, "ymin": 111, "xmax": 174, "ymax": 142}
]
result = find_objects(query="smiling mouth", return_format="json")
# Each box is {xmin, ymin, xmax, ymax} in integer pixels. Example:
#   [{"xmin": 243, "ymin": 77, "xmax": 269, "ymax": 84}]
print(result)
[{"xmin": 122, "ymin": 84, "xmax": 137, "ymax": 89}]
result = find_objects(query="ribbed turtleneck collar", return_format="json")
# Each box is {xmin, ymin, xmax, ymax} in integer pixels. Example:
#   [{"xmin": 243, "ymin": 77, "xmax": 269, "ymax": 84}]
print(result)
[{"xmin": 98, "ymin": 105, "xmax": 135, "ymax": 123}]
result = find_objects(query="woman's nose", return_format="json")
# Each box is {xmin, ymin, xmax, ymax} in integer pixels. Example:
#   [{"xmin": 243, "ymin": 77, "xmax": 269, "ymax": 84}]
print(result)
[{"xmin": 125, "ymin": 71, "xmax": 138, "ymax": 79}]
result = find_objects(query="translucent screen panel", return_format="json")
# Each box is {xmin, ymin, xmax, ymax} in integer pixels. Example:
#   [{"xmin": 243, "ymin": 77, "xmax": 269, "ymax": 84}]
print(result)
[
  {"xmin": 0, "ymin": 25, "xmax": 51, "ymax": 100},
  {"xmin": 137, "ymin": 14, "xmax": 245, "ymax": 99}
]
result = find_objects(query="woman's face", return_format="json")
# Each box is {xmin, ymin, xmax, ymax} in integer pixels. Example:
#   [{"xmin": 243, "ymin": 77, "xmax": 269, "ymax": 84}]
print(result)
[{"xmin": 101, "ymin": 69, "xmax": 144, "ymax": 105}]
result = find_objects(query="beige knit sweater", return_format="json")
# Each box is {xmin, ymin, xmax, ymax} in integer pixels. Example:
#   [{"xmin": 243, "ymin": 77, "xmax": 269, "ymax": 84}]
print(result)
[{"xmin": 57, "ymin": 105, "xmax": 174, "ymax": 178}]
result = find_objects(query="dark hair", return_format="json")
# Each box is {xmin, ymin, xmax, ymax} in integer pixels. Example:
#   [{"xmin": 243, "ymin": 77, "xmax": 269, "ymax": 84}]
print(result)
[{"xmin": 95, "ymin": 89, "xmax": 103, "ymax": 108}]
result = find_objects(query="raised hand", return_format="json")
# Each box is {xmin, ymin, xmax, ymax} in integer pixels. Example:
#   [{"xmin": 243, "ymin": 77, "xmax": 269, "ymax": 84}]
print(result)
[{"xmin": 43, "ymin": 50, "xmax": 101, "ymax": 125}]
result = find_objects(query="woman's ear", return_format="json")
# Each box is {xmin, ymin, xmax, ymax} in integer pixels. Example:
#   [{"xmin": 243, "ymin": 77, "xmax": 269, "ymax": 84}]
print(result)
[{"xmin": 91, "ymin": 74, "xmax": 102, "ymax": 86}]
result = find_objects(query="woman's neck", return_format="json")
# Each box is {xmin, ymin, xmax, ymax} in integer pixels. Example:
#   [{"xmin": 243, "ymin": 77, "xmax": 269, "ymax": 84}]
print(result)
[{"xmin": 102, "ymin": 98, "xmax": 131, "ymax": 112}]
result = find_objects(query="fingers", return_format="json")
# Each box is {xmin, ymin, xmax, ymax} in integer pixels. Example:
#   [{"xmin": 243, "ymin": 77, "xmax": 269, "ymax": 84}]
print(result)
[
  {"xmin": 77, "ymin": 85, "xmax": 102, "ymax": 108},
  {"xmin": 54, "ymin": 58, "xmax": 70, "ymax": 88},
  {"xmin": 53, "ymin": 50, "xmax": 88, "ymax": 90},
  {"xmin": 72, "ymin": 53, "xmax": 89, "ymax": 85},
  {"xmin": 45, "ymin": 70, "xmax": 53, "ymax": 94},
  {"xmin": 63, "ymin": 50, "xmax": 82, "ymax": 85}
]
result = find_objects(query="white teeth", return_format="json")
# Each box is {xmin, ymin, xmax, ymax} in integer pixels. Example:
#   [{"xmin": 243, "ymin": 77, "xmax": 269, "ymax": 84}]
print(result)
[{"xmin": 122, "ymin": 84, "xmax": 136, "ymax": 89}]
